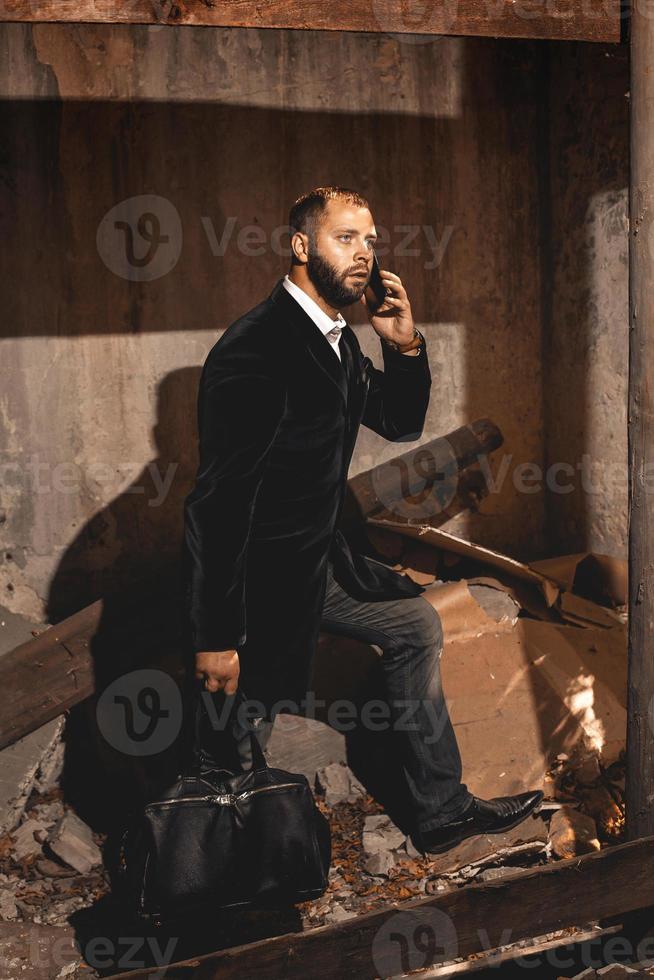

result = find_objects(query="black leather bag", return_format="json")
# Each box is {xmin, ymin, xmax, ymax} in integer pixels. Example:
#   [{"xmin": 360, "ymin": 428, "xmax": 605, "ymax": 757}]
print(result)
[{"xmin": 115, "ymin": 691, "xmax": 331, "ymax": 921}]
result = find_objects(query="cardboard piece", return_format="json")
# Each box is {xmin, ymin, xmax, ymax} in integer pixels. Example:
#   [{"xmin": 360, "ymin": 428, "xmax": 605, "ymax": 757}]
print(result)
[
  {"xmin": 530, "ymin": 552, "xmax": 627, "ymax": 608},
  {"xmin": 440, "ymin": 618, "xmax": 626, "ymax": 800},
  {"xmin": 314, "ymin": 520, "xmax": 628, "ymax": 805},
  {"xmin": 368, "ymin": 519, "xmax": 624, "ymax": 630},
  {"xmin": 398, "ymin": 541, "xmax": 439, "ymax": 586},
  {"xmin": 557, "ymin": 591, "xmax": 626, "ymax": 630},
  {"xmin": 465, "ymin": 573, "xmax": 558, "ymax": 623},
  {"xmin": 367, "ymin": 517, "xmax": 560, "ymax": 607},
  {"xmin": 422, "ymin": 580, "xmax": 517, "ymax": 644}
]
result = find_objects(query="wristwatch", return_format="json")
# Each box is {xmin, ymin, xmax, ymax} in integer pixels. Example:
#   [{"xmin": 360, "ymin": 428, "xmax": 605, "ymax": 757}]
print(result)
[{"xmin": 381, "ymin": 327, "xmax": 424, "ymax": 354}]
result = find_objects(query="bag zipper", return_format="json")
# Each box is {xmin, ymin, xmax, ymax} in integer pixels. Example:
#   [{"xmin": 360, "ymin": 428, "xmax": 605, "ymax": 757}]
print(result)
[{"xmin": 145, "ymin": 781, "xmax": 302, "ymax": 810}]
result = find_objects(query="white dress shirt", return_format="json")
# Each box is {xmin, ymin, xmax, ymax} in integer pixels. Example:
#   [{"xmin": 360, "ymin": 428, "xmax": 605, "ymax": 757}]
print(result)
[{"xmin": 282, "ymin": 274, "xmax": 346, "ymax": 361}]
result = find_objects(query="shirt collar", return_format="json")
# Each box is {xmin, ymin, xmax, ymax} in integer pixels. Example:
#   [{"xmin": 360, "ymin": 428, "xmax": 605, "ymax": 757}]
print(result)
[{"xmin": 282, "ymin": 275, "xmax": 346, "ymax": 338}]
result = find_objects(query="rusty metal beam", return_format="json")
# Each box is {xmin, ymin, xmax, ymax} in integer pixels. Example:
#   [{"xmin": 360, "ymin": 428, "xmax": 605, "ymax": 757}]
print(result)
[
  {"xmin": 0, "ymin": 1, "xmax": 622, "ymax": 43},
  {"xmin": 347, "ymin": 417, "xmax": 503, "ymax": 526}
]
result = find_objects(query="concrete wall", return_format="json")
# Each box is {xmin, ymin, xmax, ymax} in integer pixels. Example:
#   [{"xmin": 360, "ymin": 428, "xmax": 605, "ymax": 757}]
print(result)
[
  {"xmin": 545, "ymin": 40, "xmax": 629, "ymax": 559},
  {"xmin": 0, "ymin": 21, "xmax": 624, "ymax": 626}
]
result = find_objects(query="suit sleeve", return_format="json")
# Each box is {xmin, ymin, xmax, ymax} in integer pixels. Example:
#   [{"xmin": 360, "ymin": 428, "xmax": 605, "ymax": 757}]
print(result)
[
  {"xmin": 182, "ymin": 342, "xmax": 287, "ymax": 654},
  {"xmin": 361, "ymin": 332, "xmax": 431, "ymax": 441}
]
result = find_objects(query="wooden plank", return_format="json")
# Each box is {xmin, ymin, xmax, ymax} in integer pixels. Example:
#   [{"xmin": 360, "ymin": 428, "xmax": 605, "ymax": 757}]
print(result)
[
  {"xmin": 104, "ymin": 834, "xmax": 654, "ymax": 979},
  {"xmin": 0, "ymin": 601, "xmax": 101, "ymax": 750},
  {"xmin": 418, "ymin": 924, "xmax": 624, "ymax": 977},
  {"xmin": 0, "ymin": 588, "xmax": 176, "ymax": 750},
  {"xmin": 627, "ymin": 0, "xmax": 654, "ymax": 841},
  {"xmin": 0, "ymin": 0, "xmax": 622, "ymax": 43}
]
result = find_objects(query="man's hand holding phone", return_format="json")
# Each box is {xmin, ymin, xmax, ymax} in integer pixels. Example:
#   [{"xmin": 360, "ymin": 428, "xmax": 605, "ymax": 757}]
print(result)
[
  {"xmin": 362, "ymin": 254, "xmax": 420, "ymax": 353},
  {"xmin": 195, "ymin": 649, "xmax": 240, "ymax": 694}
]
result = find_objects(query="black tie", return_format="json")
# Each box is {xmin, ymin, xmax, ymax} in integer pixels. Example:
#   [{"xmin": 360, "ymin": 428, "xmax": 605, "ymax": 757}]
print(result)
[{"xmin": 340, "ymin": 330, "xmax": 354, "ymax": 399}]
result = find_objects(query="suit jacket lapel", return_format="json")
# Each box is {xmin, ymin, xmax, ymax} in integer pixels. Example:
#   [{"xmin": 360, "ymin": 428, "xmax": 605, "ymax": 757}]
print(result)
[{"xmin": 269, "ymin": 278, "xmax": 348, "ymax": 408}]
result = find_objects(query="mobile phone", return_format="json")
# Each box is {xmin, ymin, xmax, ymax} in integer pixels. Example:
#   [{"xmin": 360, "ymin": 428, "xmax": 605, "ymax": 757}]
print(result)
[{"xmin": 364, "ymin": 252, "xmax": 387, "ymax": 312}]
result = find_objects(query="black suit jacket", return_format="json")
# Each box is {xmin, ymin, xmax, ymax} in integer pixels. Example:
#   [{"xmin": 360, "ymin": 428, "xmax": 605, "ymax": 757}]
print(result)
[{"xmin": 182, "ymin": 277, "xmax": 432, "ymax": 710}]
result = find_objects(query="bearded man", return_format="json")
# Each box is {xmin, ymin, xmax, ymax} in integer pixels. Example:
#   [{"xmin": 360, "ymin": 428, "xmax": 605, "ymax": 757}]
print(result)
[{"xmin": 182, "ymin": 186, "xmax": 542, "ymax": 854}]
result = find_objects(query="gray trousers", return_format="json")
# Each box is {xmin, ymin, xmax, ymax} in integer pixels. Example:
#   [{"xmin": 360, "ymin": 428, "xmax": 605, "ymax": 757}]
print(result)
[{"xmin": 229, "ymin": 560, "xmax": 472, "ymax": 833}]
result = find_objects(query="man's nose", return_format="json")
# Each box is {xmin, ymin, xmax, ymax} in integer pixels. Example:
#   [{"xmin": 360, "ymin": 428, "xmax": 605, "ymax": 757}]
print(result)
[{"xmin": 353, "ymin": 241, "xmax": 372, "ymax": 263}]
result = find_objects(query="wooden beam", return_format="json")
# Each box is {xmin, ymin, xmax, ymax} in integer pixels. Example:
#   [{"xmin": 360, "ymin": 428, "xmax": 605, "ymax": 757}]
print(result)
[
  {"xmin": 103, "ymin": 834, "xmax": 654, "ymax": 979},
  {"xmin": 0, "ymin": 601, "xmax": 100, "ymax": 750},
  {"xmin": 0, "ymin": 1, "xmax": 622, "ymax": 44},
  {"xmin": 0, "ymin": 588, "xmax": 179, "ymax": 750},
  {"xmin": 418, "ymin": 924, "xmax": 624, "ymax": 977},
  {"xmin": 627, "ymin": 0, "xmax": 654, "ymax": 841}
]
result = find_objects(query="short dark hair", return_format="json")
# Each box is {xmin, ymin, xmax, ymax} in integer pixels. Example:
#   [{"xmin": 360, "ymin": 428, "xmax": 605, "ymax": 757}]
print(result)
[{"xmin": 289, "ymin": 186, "xmax": 371, "ymax": 239}]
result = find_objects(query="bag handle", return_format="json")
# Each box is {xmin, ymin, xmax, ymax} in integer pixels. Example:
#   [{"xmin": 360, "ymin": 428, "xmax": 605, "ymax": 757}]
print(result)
[{"xmin": 187, "ymin": 685, "xmax": 269, "ymax": 776}]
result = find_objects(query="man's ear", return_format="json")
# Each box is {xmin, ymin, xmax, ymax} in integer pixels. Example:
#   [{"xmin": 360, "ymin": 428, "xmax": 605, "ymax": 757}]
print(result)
[{"xmin": 291, "ymin": 231, "xmax": 309, "ymax": 265}]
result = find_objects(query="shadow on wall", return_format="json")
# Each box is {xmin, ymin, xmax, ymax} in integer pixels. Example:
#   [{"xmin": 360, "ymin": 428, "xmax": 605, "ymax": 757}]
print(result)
[
  {"xmin": 45, "ymin": 367, "xmax": 201, "ymax": 831},
  {"xmin": 46, "ymin": 366, "xmax": 200, "ymax": 624},
  {"xmin": 2, "ymin": 36, "xmax": 548, "ymax": 564}
]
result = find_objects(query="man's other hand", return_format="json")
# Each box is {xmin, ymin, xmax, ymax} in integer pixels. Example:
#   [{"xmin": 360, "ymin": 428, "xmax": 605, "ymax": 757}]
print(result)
[{"xmin": 195, "ymin": 650, "xmax": 240, "ymax": 694}]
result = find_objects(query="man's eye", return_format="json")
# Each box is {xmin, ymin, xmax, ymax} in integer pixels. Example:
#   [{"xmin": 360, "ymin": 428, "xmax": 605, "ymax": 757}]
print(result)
[{"xmin": 340, "ymin": 235, "xmax": 351, "ymax": 242}]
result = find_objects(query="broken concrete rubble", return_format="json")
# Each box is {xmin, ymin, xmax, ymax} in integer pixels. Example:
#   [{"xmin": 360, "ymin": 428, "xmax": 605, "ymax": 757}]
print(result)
[
  {"xmin": 11, "ymin": 817, "xmax": 50, "ymax": 862},
  {"xmin": 48, "ymin": 812, "xmax": 102, "ymax": 875},
  {"xmin": 0, "ymin": 879, "xmax": 18, "ymax": 922},
  {"xmin": 548, "ymin": 804, "xmax": 601, "ymax": 858},
  {"xmin": 315, "ymin": 761, "xmax": 350, "ymax": 804},
  {"xmin": 362, "ymin": 813, "xmax": 406, "ymax": 855},
  {"xmin": 315, "ymin": 761, "xmax": 366, "ymax": 806},
  {"xmin": 363, "ymin": 850, "xmax": 396, "ymax": 877}
]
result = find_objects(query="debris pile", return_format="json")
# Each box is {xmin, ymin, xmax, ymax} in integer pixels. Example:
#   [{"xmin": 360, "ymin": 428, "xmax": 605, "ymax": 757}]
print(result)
[
  {"xmin": 0, "ymin": 788, "xmax": 107, "ymax": 929},
  {"xmin": 0, "ymin": 518, "xmax": 634, "ymax": 976},
  {"xmin": 301, "ymin": 744, "xmax": 628, "ymax": 933}
]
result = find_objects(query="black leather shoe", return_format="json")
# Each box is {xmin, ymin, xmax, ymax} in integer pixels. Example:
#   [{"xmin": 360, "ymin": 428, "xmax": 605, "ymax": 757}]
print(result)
[{"xmin": 415, "ymin": 790, "xmax": 544, "ymax": 856}]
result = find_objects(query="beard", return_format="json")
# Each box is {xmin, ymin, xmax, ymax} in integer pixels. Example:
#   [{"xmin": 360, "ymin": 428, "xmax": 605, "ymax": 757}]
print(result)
[{"xmin": 305, "ymin": 243, "xmax": 367, "ymax": 309}]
